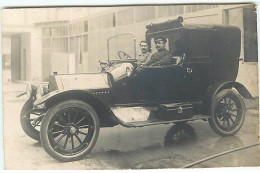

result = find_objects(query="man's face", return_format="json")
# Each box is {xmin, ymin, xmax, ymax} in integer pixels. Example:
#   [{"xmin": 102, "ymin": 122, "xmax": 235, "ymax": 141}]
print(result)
[
  {"xmin": 140, "ymin": 42, "xmax": 148, "ymax": 54},
  {"xmin": 155, "ymin": 40, "xmax": 166, "ymax": 51}
]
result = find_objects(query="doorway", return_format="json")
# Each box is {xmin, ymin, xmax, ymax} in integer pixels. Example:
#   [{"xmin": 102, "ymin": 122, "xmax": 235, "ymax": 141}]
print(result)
[{"xmin": 11, "ymin": 35, "xmax": 21, "ymax": 81}]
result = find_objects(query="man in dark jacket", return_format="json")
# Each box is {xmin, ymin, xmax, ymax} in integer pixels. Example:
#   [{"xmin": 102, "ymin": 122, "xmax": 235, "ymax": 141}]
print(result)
[{"xmin": 146, "ymin": 37, "xmax": 174, "ymax": 66}]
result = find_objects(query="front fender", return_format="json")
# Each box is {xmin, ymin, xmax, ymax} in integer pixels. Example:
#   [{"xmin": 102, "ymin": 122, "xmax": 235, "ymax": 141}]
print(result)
[{"xmin": 34, "ymin": 90, "xmax": 121, "ymax": 127}]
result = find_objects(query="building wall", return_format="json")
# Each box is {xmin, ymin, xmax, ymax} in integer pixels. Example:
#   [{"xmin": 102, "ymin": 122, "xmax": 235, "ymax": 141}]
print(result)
[
  {"xmin": 30, "ymin": 27, "xmax": 42, "ymax": 81},
  {"xmin": 20, "ymin": 33, "xmax": 31, "ymax": 81}
]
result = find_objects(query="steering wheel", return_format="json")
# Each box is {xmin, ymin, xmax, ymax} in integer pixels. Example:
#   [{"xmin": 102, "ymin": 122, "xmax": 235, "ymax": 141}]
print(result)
[{"xmin": 117, "ymin": 51, "xmax": 132, "ymax": 59}]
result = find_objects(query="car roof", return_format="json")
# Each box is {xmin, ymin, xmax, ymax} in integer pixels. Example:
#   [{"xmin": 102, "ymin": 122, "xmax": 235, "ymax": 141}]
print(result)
[{"xmin": 145, "ymin": 16, "xmax": 239, "ymax": 35}]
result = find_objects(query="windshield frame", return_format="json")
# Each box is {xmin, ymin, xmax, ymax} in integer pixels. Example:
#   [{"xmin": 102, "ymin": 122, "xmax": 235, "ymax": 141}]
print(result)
[{"xmin": 107, "ymin": 33, "xmax": 137, "ymax": 62}]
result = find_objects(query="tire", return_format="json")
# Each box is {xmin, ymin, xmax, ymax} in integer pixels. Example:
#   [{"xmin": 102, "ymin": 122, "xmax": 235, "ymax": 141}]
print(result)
[
  {"xmin": 209, "ymin": 89, "xmax": 245, "ymax": 136},
  {"xmin": 40, "ymin": 100, "xmax": 100, "ymax": 162},
  {"xmin": 20, "ymin": 99, "xmax": 40, "ymax": 141}
]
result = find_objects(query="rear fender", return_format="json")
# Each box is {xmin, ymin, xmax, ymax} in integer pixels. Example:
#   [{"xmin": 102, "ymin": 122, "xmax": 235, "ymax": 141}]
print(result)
[
  {"xmin": 203, "ymin": 81, "xmax": 254, "ymax": 114},
  {"xmin": 35, "ymin": 90, "xmax": 121, "ymax": 127}
]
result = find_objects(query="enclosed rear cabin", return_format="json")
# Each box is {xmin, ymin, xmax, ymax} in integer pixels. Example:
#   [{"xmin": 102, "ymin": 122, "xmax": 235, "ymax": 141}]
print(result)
[{"xmin": 145, "ymin": 17, "xmax": 241, "ymax": 86}]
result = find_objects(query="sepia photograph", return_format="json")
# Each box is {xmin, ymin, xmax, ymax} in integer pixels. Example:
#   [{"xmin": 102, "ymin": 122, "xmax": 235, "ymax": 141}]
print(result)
[{"xmin": 1, "ymin": 3, "xmax": 259, "ymax": 169}]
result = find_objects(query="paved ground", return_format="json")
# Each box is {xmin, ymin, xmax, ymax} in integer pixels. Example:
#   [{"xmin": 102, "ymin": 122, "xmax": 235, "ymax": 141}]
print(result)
[{"xmin": 2, "ymin": 82, "xmax": 260, "ymax": 169}]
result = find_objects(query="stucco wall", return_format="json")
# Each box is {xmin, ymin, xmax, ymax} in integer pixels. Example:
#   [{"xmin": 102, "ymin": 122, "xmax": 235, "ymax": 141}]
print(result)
[{"xmin": 20, "ymin": 33, "xmax": 31, "ymax": 81}]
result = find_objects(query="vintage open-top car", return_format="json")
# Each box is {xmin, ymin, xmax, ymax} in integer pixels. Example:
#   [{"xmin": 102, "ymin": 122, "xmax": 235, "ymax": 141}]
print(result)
[{"xmin": 19, "ymin": 16, "xmax": 254, "ymax": 162}]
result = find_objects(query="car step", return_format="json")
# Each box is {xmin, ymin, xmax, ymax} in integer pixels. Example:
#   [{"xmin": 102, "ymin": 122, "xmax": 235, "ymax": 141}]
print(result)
[{"xmin": 123, "ymin": 114, "xmax": 210, "ymax": 128}]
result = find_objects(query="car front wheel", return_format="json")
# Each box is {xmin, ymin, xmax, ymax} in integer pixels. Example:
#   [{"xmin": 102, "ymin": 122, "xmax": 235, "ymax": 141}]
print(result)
[
  {"xmin": 209, "ymin": 89, "xmax": 245, "ymax": 136},
  {"xmin": 20, "ymin": 99, "xmax": 41, "ymax": 141},
  {"xmin": 40, "ymin": 100, "xmax": 100, "ymax": 162}
]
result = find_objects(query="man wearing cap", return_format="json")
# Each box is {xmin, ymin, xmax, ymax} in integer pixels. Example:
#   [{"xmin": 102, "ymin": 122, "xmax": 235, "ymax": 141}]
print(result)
[
  {"xmin": 146, "ymin": 37, "xmax": 174, "ymax": 66},
  {"xmin": 137, "ymin": 41, "xmax": 151, "ymax": 66}
]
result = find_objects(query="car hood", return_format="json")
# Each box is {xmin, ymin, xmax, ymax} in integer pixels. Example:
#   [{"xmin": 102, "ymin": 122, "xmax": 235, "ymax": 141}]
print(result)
[{"xmin": 49, "ymin": 73, "xmax": 111, "ymax": 91}]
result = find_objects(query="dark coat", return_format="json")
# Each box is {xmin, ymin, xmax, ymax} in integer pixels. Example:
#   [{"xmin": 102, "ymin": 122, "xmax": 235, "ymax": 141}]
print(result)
[{"xmin": 146, "ymin": 49, "xmax": 174, "ymax": 66}]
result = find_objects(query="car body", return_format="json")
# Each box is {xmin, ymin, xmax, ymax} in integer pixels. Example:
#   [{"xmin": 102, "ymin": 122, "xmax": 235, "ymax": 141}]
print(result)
[{"xmin": 19, "ymin": 16, "xmax": 254, "ymax": 162}]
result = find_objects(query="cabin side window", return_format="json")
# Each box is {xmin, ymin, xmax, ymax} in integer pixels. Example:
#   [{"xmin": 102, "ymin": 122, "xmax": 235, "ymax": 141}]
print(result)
[
  {"xmin": 149, "ymin": 31, "xmax": 183, "ymax": 56},
  {"xmin": 186, "ymin": 30, "xmax": 211, "ymax": 62}
]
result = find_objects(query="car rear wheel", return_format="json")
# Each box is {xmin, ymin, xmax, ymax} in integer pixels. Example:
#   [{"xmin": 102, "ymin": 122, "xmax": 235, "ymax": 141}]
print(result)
[
  {"xmin": 209, "ymin": 89, "xmax": 245, "ymax": 136},
  {"xmin": 40, "ymin": 100, "xmax": 100, "ymax": 162},
  {"xmin": 20, "ymin": 99, "xmax": 41, "ymax": 141}
]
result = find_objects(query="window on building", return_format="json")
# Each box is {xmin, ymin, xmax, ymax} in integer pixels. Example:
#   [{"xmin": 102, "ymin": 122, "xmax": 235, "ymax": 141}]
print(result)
[
  {"xmin": 84, "ymin": 20, "xmax": 88, "ymax": 32},
  {"xmin": 186, "ymin": 5, "xmax": 192, "ymax": 13},
  {"xmin": 158, "ymin": 6, "xmax": 168, "ymax": 18},
  {"xmin": 191, "ymin": 5, "xmax": 199, "ymax": 12},
  {"xmin": 178, "ymin": 6, "xmax": 184, "ymax": 14},
  {"xmin": 198, "ymin": 5, "xmax": 205, "ymax": 11},
  {"xmin": 158, "ymin": 5, "xmax": 184, "ymax": 18},
  {"xmin": 102, "ymin": 13, "xmax": 116, "ymax": 29},
  {"xmin": 70, "ymin": 37, "xmax": 75, "ymax": 53},
  {"xmin": 42, "ymin": 38, "xmax": 51, "ymax": 49},
  {"xmin": 135, "ymin": 6, "xmax": 155, "ymax": 23},
  {"xmin": 52, "ymin": 26, "xmax": 68, "ymax": 37},
  {"xmin": 89, "ymin": 16, "xmax": 101, "ymax": 31},
  {"xmin": 42, "ymin": 28, "xmax": 52, "ymax": 37},
  {"xmin": 83, "ymin": 35, "xmax": 88, "ymax": 52},
  {"xmin": 204, "ymin": 5, "xmax": 211, "ymax": 10},
  {"xmin": 185, "ymin": 4, "xmax": 218, "ymax": 13},
  {"xmin": 117, "ymin": 8, "xmax": 134, "ymax": 26},
  {"xmin": 52, "ymin": 38, "xmax": 68, "ymax": 53},
  {"xmin": 69, "ymin": 22, "xmax": 84, "ymax": 35}
]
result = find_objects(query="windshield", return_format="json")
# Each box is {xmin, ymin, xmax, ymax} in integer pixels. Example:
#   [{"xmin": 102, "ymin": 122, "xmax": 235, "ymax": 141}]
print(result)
[{"xmin": 108, "ymin": 33, "xmax": 136, "ymax": 61}]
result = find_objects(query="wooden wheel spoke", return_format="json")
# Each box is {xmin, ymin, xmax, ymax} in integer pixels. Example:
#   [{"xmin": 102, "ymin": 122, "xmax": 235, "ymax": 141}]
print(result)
[
  {"xmin": 229, "ymin": 117, "xmax": 235, "ymax": 124},
  {"xmin": 222, "ymin": 120, "xmax": 226, "ymax": 127},
  {"xmin": 63, "ymin": 135, "xmax": 69, "ymax": 149},
  {"xmin": 52, "ymin": 130, "xmax": 64, "ymax": 135},
  {"xmin": 27, "ymin": 118, "xmax": 36, "ymax": 121},
  {"xmin": 230, "ymin": 108, "xmax": 237, "ymax": 111},
  {"xmin": 224, "ymin": 97, "xmax": 228, "ymax": 104},
  {"xmin": 76, "ymin": 116, "xmax": 86, "ymax": 125},
  {"xmin": 67, "ymin": 111, "xmax": 71, "ymax": 123},
  {"xmin": 219, "ymin": 116, "xmax": 224, "ymax": 121},
  {"xmin": 73, "ymin": 111, "xmax": 79, "ymax": 123},
  {"xmin": 78, "ymin": 130, "xmax": 88, "ymax": 136},
  {"xmin": 59, "ymin": 115, "xmax": 67, "ymax": 124},
  {"xmin": 75, "ymin": 134, "xmax": 83, "ymax": 144},
  {"xmin": 228, "ymin": 102, "xmax": 235, "ymax": 108},
  {"xmin": 56, "ymin": 134, "xmax": 66, "ymax": 144},
  {"xmin": 227, "ymin": 119, "xmax": 231, "ymax": 130},
  {"xmin": 227, "ymin": 97, "xmax": 232, "ymax": 105},
  {"xmin": 54, "ymin": 123, "xmax": 66, "ymax": 128},
  {"xmin": 71, "ymin": 136, "xmax": 74, "ymax": 149},
  {"xmin": 230, "ymin": 112, "xmax": 237, "ymax": 117},
  {"xmin": 78, "ymin": 125, "xmax": 89, "ymax": 129}
]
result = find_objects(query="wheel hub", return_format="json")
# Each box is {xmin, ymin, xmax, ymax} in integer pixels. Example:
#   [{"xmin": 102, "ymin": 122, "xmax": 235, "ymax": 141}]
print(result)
[{"xmin": 68, "ymin": 126, "xmax": 77, "ymax": 135}]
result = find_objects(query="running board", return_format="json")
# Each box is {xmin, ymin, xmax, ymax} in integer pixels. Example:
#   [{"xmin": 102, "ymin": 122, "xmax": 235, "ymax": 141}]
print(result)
[{"xmin": 121, "ymin": 114, "xmax": 210, "ymax": 128}]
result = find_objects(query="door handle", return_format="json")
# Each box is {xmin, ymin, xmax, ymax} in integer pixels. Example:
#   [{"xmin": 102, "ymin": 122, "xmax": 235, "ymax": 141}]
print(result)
[{"xmin": 187, "ymin": 67, "xmax": 192, "ymax": 73}]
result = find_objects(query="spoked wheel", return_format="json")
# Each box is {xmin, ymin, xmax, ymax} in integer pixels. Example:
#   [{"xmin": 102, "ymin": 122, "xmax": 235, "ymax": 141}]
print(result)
[
  {"xmin": 209, "ymin": 89, "xmax": 245, "ymax": 136},
  {"xmin": 20, "ymin": 99, "xmax": 43, "ymax": 141},
  {"xmin": 40, "ymin": 100, "xmax": 100, "ymax": 162}
]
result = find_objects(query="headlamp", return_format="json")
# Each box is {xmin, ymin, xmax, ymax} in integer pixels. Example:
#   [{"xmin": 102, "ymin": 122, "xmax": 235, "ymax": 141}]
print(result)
[
  {"xmin": 36, "ymin": 85, "xmax": 44, "ymax": 99},
  {"xmin": 26, "ymin": 84, "xmax": 32, "ymax": 98},
  {"xmin": 126, "ymin": 67, "xmax": 133, "ymax": 77}
]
